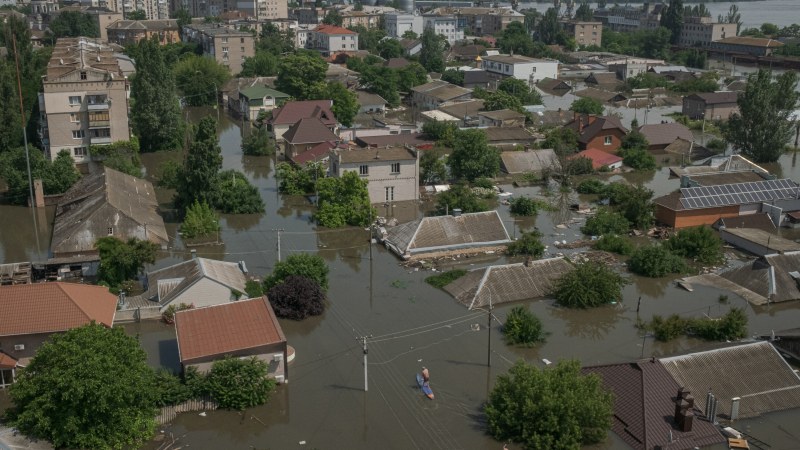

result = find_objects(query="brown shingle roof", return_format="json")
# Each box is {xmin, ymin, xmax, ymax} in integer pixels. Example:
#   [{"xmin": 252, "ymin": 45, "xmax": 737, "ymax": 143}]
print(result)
[
  {"xmin": 661, "ymin": 342, "xmax": 800, "ymax": 419},
  {"xmin": 175, "ymin": 296, "xmax": 285, "ymax": 362},
  {"xmin": 715, "ymin": 36, "xmax": 784, "ymax": 48},
  {"xmin": 283, "ymin": 117, "xmax": 339, "ymax": 144},
  {"xmin": 334, "ymin": 146, "xmax": 416, "ymax": 164},
  {"xmin": 714, "ymin": 213, "xmax": 776, "ymax": 232},
  {"xmin": 564, "ymin": 114, "xmax": 629, "ymax": 144},
  {"xmin": 356, "ymin": 133, "xmax": 433, "ymax": 148},
  {"xmin": 688, "ymin": 91, "xmax": 738, "ymax": 105},
  {"xmin": 269, "ymin": 100, "xmax": 337, "ymax": 126},
  {"xmin": 0, "ymin": 283, "xmax": 117, "ymax": 336},
  {"xmin": 638, "ymin": 123, "xmax": 693, "ymax": 147},
  {"xmin": 315, "ymin": 24, "xmax": 357, "ymax": 35}
]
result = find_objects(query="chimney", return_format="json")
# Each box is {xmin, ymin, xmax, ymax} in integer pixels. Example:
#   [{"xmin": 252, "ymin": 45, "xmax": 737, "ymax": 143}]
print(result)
[
  {"xmin": 33, "ymin": 179, "xmax": 45, "ymax": 207},
  {"xmin": 452, "ymin": 208, "xmax": 462, "ymax": 217},
  {"xmin": 731, "ymin": 397, "xmax": 741, "ymax": 421},
  {"xmin": 191, "ymin": 249, "xmax": 197, "ymax": 259}
]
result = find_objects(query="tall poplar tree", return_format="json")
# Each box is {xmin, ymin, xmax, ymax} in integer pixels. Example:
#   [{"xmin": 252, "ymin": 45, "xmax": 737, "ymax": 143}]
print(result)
[
  {"xmin": 130, "ymin": 37, "xmax": 184, "ymax": 152},
  {"xmin": 660, "ymin": 0, "xmax": 684, "ymax": 45},
  {"xmin": 419, "ymin": 28, "xmax": 445, "ymax": 73},
  {"xmin": 175, "ymin": 117, "xmax": 222, "ymax": 210}
]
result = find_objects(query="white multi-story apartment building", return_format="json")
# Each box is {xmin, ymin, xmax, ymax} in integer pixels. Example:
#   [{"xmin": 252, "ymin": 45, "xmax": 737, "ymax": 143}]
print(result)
[
  {"xmin": 422, "ymin": 14, "xmax": 463, "ymax": 45},
  {"xmin": 38, "ymin": 38, "xmax": 131, "ymax": 166},
  {"xmin": 122, "ymin": 0, "xmax": 167, "ymax": 19},
  {"xmin": 481, "ymin": 54, "xmax": 559, "ymax": 84},
  {"xmin": 384, "ymin": 11, "xmax": 423, "ymax": 38},
  {"xmin": 307, "ymin": 24, "xmax": 359, "ymax": 58}
]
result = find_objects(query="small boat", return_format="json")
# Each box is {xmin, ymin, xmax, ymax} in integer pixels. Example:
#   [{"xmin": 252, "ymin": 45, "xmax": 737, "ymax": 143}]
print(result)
[{"xmin": 416, "ymin": 373, "xmax": 434, "ymax": 400}]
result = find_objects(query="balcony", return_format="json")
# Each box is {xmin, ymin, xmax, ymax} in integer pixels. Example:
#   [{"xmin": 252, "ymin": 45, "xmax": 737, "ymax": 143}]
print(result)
[
  {"xmin": 89, "ymin": 120, "xmax": 111, "ymax": 128},
  {"xmin": 87, "ymin": 102, "xmax": 110, "ymax": 111},
  {"xmin": 87, "ymin": 95, "xmax": 110, "ymax": 110},
  {"xmin": 90, "ymin": 136, "xmax": 112, "ymax": 144}
]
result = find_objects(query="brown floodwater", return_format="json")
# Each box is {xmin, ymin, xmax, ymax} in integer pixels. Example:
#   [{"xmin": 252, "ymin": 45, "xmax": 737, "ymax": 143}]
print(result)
[{"xmin": 4, "ymin": 106, "xmax": 800, "ymax": 449}]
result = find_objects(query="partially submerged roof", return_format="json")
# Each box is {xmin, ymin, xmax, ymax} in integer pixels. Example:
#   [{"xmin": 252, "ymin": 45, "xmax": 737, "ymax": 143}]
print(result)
[
  {"xmin": 565, "ymin": 114, "xmax": 629, "ymax": 144},
  {"xmin": 444, "ymin": 258, "xmax": 573, "ymax": 309},
  {"xmin": 383, "ymin": 211, "xmax": 510, "ymax": 259},
  {"xmin": 661, "ymin": 342, "xmax": 800, "ymax": 419},
  {"xmin": 638, "ymin": 123, "xmax": 693, "ymax": 147},
  {"xmin": 175, "ymin": 296, "xmax": 285, "ymax": 362},
  {"xmin": 669, "ymin": 154, "xmax": 769, "ymax": 178},
  {"xmin": 0, "ymin": 283, "xmax": 117, "ymax": 336},
  {"xmin": 144, "ymin": 258, "xmax": 247, "ymax": 307},
  {"xmin": 52, "ymin": 166, "xmax": 168, "ymax": 255},
  {"xmin": 573, "ymin": 87, "xmax": 625, "ymax": 103},
  {"xmin": 721, "ymin": 228, "xmax": 800, "ymax": 254},
  {"xmin": 500, "ymin": 149, "xmax": 559, "ymax": 174},
  {"xmin": 583, "ymin": 360, "xmax": 725, "ymax": 450},
  {"xmin": 714, "ymin": 213, "xmax": 776, "ymax": 232},
  {"xmin": 574, "ymin": 148, "xmax": 623, "ymax": 169}
]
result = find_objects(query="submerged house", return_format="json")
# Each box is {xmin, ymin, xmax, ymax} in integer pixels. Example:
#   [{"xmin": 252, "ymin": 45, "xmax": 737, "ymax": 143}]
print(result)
[
  {"xmin": 51, "ymin": 166, "xmax": 168, "ymax": 258},
  {"xmin": 380, "ymin": 211, "xmax": 511, "ymax": 260}
]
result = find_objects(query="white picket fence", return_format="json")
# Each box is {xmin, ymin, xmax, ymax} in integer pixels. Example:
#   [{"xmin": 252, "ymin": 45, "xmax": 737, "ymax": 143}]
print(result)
[{"xmin": 156, "ymin": 397, "xmax": 218, "ymax": 425}]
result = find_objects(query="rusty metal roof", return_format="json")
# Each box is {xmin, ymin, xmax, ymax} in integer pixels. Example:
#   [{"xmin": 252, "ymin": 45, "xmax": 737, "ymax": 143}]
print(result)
[
  {"xmin": 660, "ymin": 342, "xmax": 800, "ymax": 420},
  {"xmin": 444, "ymin": 258, "xmax": 573, "ymax": 309}
]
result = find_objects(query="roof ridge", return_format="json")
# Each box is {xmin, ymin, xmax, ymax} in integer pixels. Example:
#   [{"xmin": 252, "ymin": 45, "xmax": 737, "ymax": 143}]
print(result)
[{"xmin": 55, "ymin": 282, "xmax": 95, "ymax": 323}]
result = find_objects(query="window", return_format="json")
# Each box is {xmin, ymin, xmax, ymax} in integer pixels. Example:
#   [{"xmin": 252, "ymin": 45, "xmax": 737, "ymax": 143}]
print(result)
[
  {"xmin": 359, "ymin": 165, "xmax": 369, "ymax": 176},
  {"xmin": 69, "ymin": 113, "xmax": 80, "ymax": 123},
  {"xmin": 241, "ymin": 37, "xmax": 245, "ymax": 43},
  {"xmin": 241, "ymin": 47, "xmax": 245, "ymax": 52},
  {"xmin": 80, "ymin": 71, "xmax": 87, "ymax": 80},
  {"xmin": 72, "ymin": 130, "xmax": 85, "ymax": 139},
  {"xmin": 107, "ymin": 227, "xmax": 113, "ymax": 235},
  {"xmin": 385, "ymin": 186, "xmax": 394, "ymax": 202},
  {"xmin": 391, "ymin": 163, "xmax": 400, "ymax": 174},
  {"xmin": 222, "ymin": 37, "xmax": 228, "ymax": 43},
  {"xmin": 73, "ymin": 147, "xmax": 87, "ymax": 157},
  {"xmin": 342, "ymin": 43, "xmax": 346, "ymax": 49},
  {"xmin": 69, "ymin": 96, "xmax": 81, "ymax": 105},
  {"xmin": 222, "ymin": 47, "xmax": 229, "ymax": 52},
  {"xmin": 604, "ymin": 136, "xmax": 613, "ymax": 145}
]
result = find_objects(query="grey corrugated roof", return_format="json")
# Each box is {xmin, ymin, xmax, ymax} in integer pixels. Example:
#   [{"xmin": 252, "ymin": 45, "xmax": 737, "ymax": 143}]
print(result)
[
  {"xmin": 383, "ymin": 211, "xmax": 510, "ymax": 258},
  {"xmin": 500, "ymin": 149, "xmax": 559, "ymax": 174},
  {"xmin": 443, "ymin": 258, "xmax": 573, "ymax": 309},
  {"xmin": 721, "ymin": 228, "xmax": 800, "ymax": 254},
  {"xmin": 638, "ymin": 123, "xmax": 693, "ymax": 147},
  {"xmin": 143, "ymin": 258, "xmax": 247, "ymax": 307},
  {"xmin": 661, "ymin": 342, "xmax": 800, "ymax": 419}
]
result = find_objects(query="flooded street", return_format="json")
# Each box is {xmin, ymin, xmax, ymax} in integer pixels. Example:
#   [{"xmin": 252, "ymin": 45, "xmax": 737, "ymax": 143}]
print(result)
[{"xmin": 4, "ymin": 105, "xmax": 800, "ymax": 449}]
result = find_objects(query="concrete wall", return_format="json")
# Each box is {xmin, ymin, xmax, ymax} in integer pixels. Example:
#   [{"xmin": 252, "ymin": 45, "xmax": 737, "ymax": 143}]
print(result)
[
  {"xmin": 184, "ymin": 342, "xmax": 288, "ymax": 381},
  {"xmin": 114, "ymin": 306, "xmax": 161, "ymax": 322},
  {"xmin": 165, "ymin": 278, "xmax": 237, "ymax": 312},
  {"xmin": 337, "ymin": 156, "xmax": 419, "ymax": 204},
  {"xmin": 0, "ymin": 332, "xmax": 54, "ymax": 361}
]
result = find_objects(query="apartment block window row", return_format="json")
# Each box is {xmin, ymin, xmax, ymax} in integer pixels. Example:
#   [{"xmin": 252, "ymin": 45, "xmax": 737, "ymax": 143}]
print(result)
[
  {"xmin": 72, "ymin": 130, "xmax": 85, "ymax": 139},
  {"xmin": 391, "ymin": 163, "xmax": 400, "ymax": 174},
  {"xmin": 359, "ymin": 165, "xmax": 369, "ymax": 176}
]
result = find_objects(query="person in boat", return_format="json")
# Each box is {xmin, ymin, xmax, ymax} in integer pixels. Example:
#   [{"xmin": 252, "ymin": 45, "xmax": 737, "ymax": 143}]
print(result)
[{"xmin": 421, "ymin": 367, "xmax": 430, "ymax": 383}]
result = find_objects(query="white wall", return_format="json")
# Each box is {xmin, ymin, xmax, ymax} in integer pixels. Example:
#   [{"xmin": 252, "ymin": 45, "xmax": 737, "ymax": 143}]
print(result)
[{"xmin": 165, "ymin": 278, "xmax": 237, "ymax": 311}]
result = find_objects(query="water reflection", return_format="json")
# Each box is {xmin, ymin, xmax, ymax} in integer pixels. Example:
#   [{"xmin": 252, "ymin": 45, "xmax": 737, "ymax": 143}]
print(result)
[
  {"xmin": 240, "ymin": 154, "xmax": 272, "ymax": 180},
  {"xmin": 549, "ymin": 303, "xmax": 628, "ymax": 340}
]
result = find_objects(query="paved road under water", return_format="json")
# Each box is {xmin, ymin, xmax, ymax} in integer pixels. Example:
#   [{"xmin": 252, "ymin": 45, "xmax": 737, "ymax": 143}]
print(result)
[{"xmin": 3, "ymin": 106, "xmax": 800, "ymax": 449}]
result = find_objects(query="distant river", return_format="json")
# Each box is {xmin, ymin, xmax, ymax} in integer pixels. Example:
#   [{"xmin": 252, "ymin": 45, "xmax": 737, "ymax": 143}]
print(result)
[{"xmin": 516, "ymin": 1, "xmax": 799, "ymax": 30}]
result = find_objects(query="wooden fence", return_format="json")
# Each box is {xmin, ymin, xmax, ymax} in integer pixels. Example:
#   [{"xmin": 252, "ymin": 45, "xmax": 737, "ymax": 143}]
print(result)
[{"xmin": 156, "ymin": 397, "xmax": 218, "ymax": 425}]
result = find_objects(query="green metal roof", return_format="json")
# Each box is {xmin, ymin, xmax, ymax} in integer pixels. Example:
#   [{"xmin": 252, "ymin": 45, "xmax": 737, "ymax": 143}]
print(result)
[{"xmin": 239, "ymin": 86, "xmax": 289, "ymax": 105}]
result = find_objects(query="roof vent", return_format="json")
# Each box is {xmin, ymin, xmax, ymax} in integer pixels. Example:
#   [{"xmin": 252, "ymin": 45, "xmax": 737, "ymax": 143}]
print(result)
[{"xmin": 452, "ymin": 208, "xmax": 462, "ymax": 217}]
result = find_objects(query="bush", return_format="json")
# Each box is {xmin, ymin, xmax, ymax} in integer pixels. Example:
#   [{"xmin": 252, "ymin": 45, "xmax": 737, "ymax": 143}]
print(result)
[
  {"xmin": 425, "ymin": 269, "xmax": 467, "ymax": 289},
  {"xmin": 506, "ymin": 231, "xmax": 545, "ymax": 258},
  {"xmin": 244, "ymin": 280, "xmax": 264, "ymax": 298},
  {"xmin": 157, "ymin": 160, "xmax": 182, "ymax": 189},
  {"xmin": 473, "ymin": 177, "xmax": 495, "ymax": 189},
  {"xmin": 576, "ymin": 179, "xmax": 606, "ymax": 194},
  {"xmin": 181, "ymin": 200, "xmax": 220, "ymax": 239},
  {"xmin": 664, "ymin": 225, "xmax": 723, "ymax": 264},
  {"xmin": 153, "ymin": 369, "xmax": 191, "ymax": 407},
  {"xmin": 315, "ymin": 171, "xmax": 374, "ymax": 228},
  {"xmin": 650, "ymin": 314, "xmax": 688, "ymax": 341},
  {"xmin": 205, "ymin": 357, "xmax": 276, "ymax": 410},
  {"xmin": 706, "ymin": 138, "xmax": 727, "ymax": 154},
  {"xmin": 267, "ymin": 275, "xmax": 326, "ymax": 320},
  {"xmin": 581, "ymin": 208, "xmax": 630, "ymax": 236},
  {"xmin": 509, "ymin": 196, "xmax": 540, "ymax": 216},
  {"xmin": 162, "ymin": 303, "xmax": 194, "ymax": 324},
  {"xmin": 620, "ymin": 147, "xmax": 657, "ymax": 170},
  {"xmin": 564, "ymin": 156, "xmax": 594, "ymax": 175},
  {"xmin": 264, "ymin": 253, "xmax": 329, "ymax": 291},
  {"xmin": 553, "ymin": 262, "xmax": 628, "ymax": 308},
  {"xmin": 628, "ymin": 245, "xmax": 688, "ymax": 277},
  {"xmin": 241, "ymin": 126, "xmax": 274, "ymax": 156},
  {"xmin": 593, "ymin": 234, "xmax": 634, "ymax": 255},
  {"xmin": 646, "ymin": 308, "xmax": 748, "ymax": 342},
  {"xmin": 503, "ymin": 306, "xmax": 546, "ymax": 347},
  {"xmin": 212, "ymin": 170, "xmax": 265, "ymax": 214},
  {"xmin": 436, "ymin": 183, "xmax": 489, "ymax": 214},
  {"xmin": 276, "ymin": 162, "xmax": 324, "ymax": 195}
]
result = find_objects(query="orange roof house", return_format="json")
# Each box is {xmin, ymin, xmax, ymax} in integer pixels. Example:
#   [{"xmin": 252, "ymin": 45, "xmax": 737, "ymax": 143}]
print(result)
[
  {"xmin": 175, "ymin": 296, "xmax": 288, "ymax": 382},
  {"xmin": 0, "ymin": 283, "xmax": 117, "ymax": 375},
  {"xmin": 564, "ymin": 113, "xmax": 629, "ymax": 152},
  {"xmin": 573, "ymin": 148, "xmax": 623, "ymax": 170}
]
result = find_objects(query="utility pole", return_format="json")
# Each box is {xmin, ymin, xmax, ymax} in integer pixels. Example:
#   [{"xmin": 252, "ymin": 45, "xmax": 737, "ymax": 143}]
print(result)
[
  {"xmin": 272, "ymin": 228, "xmax": 284, "ymax": 261},
  {"xmin": 357, "ymin": 335, "xmax": 372, "ymax": 392},
  {"xmin": 487, "ymin": 290, "xmax": 493, "ymax": 368}
]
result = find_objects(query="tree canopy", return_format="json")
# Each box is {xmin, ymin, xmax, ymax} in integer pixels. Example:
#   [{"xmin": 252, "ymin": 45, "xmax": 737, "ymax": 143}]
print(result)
[
  {"xmin": 46, "ymin": 11, "xmax": 99, "ymax": 43},
  {"xmin": 315, "ymin": 171, "xmax": 374, "ymax": 228},
  {"xmin": 275, "ymin": 52, "xmax": 327, "ymax": 99},
  {"xmin": 175, "ymin": 117, "xmax": 223, "ymax": 209},
  {"xmin": 173, "ymin": 54, "xmax": 231, "ymax": 106},
  {"xmin": 553, "ymin": 261, "xmax": 628, "ymax": 308},
  {"xmin": 485, "ymin": 360, "xmax": 613, "ymax": 449},
  {"xmin": 0, "ymin": 149, "xmax": 80, "ymax": 205},
  {"xmin": 503, "ymin": 306, "xmax": 546, "ymax": 347},
  {"xmin": 96, "ymin": 237, "xmax": 159, "ymax": 289},
  {"xmin": 419, "ymin": 28, "xmax": 446, "ymax": 73},
  {"xmin": 663, "ymin": 225, "xmax": 723, "ymax": 264},
  {"xmin": 204, "ymin": 357, "xmax": 276, "ymax": 410},
  {"xmin": 506, "ymin": 231, "xmax": 545, "ymax": 258},
  {"xmin": 435, "ymin": 183, "xmax": 490, "ymax": 215},
  {"xmin": 628, "ymin": 245, "xmax": 688, "ymax": 277},
  {"xmin": 9, "ymin": 324, "xmax": 158, "ymax": 450},
  {"xmin": 264, "ymin": 253, "xmax": 330, "ymax": 291},
  {"xmin": 660, "ymin": 0, "xmax": 684, "ymax": 44},
  {"xmin": 239, "ymin": 51, "xmax": 279, "ymax": 77},
  {"xmin": 570, "ymin": 97, "xmax": 604, "ymax": 115},
  {"xmin": 723, "ymin": 69, "xmax": 799, "ymax": 163},
  {"xmin": 321, "ymin": 81, "xmax": 358, "ymax": 127},
  {"xmin": 267, "ymin": 275, "xmax": 326, "ymax": 320},
  {"xmin": 448, "ymin": 129, "xmax": 501, "ymax": 181}
]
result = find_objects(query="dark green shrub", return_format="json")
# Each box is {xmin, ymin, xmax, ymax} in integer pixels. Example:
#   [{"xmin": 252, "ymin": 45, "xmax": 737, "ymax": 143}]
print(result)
[
  {"xmin": 425, "ymin": 269, "xmax": 467, "ymax": 289},
  {"xmin": 503, "ymin": 306, "xmax": 546, "ymax": 347},
  {"xmin": 581, "ymin": 208, "xmax": 630, "ymax": 236},
  {"xmin": 593, "ymin": 234, "xmax": 634, "ymax": 255},
  {"xmin": 628, "ymin": 245, "xmax": 688, "ymax": 277}
]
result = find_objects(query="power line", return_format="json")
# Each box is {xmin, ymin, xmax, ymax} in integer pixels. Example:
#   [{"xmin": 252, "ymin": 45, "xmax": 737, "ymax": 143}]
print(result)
[
  {"xmin": 369, "ymin": 314, "xmax": 484, "ymax": 344},
  {"xmin": 368, "ymin": 311, "xmax": 485, "ymax": 341}
]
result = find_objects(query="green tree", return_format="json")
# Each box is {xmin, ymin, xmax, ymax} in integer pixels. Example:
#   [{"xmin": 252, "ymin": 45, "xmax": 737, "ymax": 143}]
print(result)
[
  {"xmin": 377, "ymin": 38, "xmax": 404, "ymax": 59},
  {"xmin": 537, "ymin": 8, "xmax": 564, "ymax": 45},
  {"xmin": 174, "ymin": 54, "xmax": 231, "ymax": 106},
  {"xmin": 258, "ymin": 23, "xmax": 295, "ymax": 55},
  {"xmin": 761, "ymin": 23, "xmax": 780, "ymax": 36},
  {"xmin": 241, "ymin": 125, "xmax": 275, "ymax": 156},
  {"xmin": 570, "ymin": 97, "xmax": 604, "ymax": 115},
  {"xmin": 581, "ymin": 207, "xmax": 630, "ymax": 236},
  {"xmin": 435, "ymin": 183, "xmax": 489, "ymax": 214},
  {"xmin": 593, "ymin": 234, "xmax": 634, "ymax": 255},
  {"xmin": 422, "ymin": 120, "xmax": 458, "ymax": 147},
  {"xmin": 664, "ymin": 225, "xmax": 722, "ymax": 264},
  {"xmin": 448, "ymin": 129, "xmax": 501, "ymax": 181},
  {"xmin": 442, "ymin": 68, "xmax": 465, "ymax": 86},
  {"xmin": 506, "ymin": 231, "xmax": 545, "ymax": 257},
  {"xmin": 628, "ymin": 245, "xmax": 688, "ymax": 277},
  {"xmin": 660, "ymin": 0, "xmax": 684, "ymax": 44},
  {"xmin": 239, "ymin": 51, "xmax": 279, "ymax": 77},
  {"xmin": 723, "ymin": 70, "xmax": 800, "ymax": 163},
  {"xmin": 0, "ymin": 60, "xmax": 23, "ymax": 150},
  {"xmin": 276, "ymin": 52, "xmax": 327, "ymax": 100},
  {"xmin": 509, "ymin": 196, "xmax": 541, "ymax": 216},
  {"xmin": 172, "ymin": 8, "xmax": 191, "ymax": 28},
  {"xmin": 553, "ymin": 261, "xmax": 628, "ymax": 308},
  {"xmin": 211, "ymin": 170, "xmax": 265, "ymax": 214},
  {"xmin": 485, "ymin": 360, "xmax": 613, "ymax": 448},
  {"xmin": 315, "ymin": 171, "xmax": 375, "ymax": 228},
  {"xmin": 127, "ymin": 9, "xmax": 147, "ymax": 20},
  {"xmin": 574, "ymin": 2, "xmax": 593, "ymax": 21},
  {"xmin": 264, "ymin": 252, "xmax": 330, "ymax": 291},
  {"xmin": 321, "ymin": 9, "xmax": 343, "ymax": 26},
  {"xmin": 9, "ymin": 324, "xmax": 158, "ymax": 449},
  {"xmin": 130, "ymin": 37, "xmax": 184, "ymax": 152},
  {"xmin": 484, "ymin": 90, "xmax": 524, "ymax": 112},
  {"xmin": 499, "ymin": 21, "xmax": 534, "ymax": 55},
  {"xmin": 402, "ymin": 29, "xmax": 418, "ymax": 40},
  {"xmin": 360, "ymin": 65, "xmax": 402, "ymax": 108},
  {"xmin": 419, "ymin": 28, "xmax": 445, "ymax": 73},
  {"xmin": 620, "ymin": 147, "xmax": 656, "ymax": 171},
  {"xmin": 46, "ymin": 11, "xmax": 99, "ymax": 41},
  {"xmin": 276, "ymin": 162, "xmax": 324, "ymax": 194},
  {"xmin": 267, "ymin": 275, "xmax": 326, "ymax": 319},
  {"xmin": 175, "ymin": 117, "xmax": 223, "ymax": 210},
  {"xmin": 204, "ymin": 357, "xmax": 276, "ymax": 410},
  {"xmin": 609, "ymin": 184, "xmax": 654, "ymax": 230},
  {"xmin": 503, "ymin": 306, "xmax": 546, "ymax": 347},
  {"xmin": 497, "ymin": 77, "xmax": 542, "ymax": 105},
  {"xmin": 397, "ymin": 62, "xmax": 428, "ymax": 92},
  {"xmin": 420, "ymin": 148, "xmax": 448, "ymax": 184},
  {"xmin": 720, "ymin": 4, "xmax": 743, "ymax": 35},
  {"xmin": 90, "ymin": 138, "xmax": 143, "ymax": 177},
  {"xmin": 319, "ymin": 81, "xmax": 358, "ymax": 126},
  {"xmin": 96, "ymin": 237, "xmax": 159, "ymax": 289},
  {"xmin": 0, "ymin": 149, "xmax": 79, "ymax": 205},
  {"xmin": 181, "ymin": 200, "xmax": 220, "ymax": 239}
]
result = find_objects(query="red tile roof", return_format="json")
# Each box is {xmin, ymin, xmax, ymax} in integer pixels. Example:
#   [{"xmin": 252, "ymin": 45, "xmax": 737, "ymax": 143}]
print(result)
[
  {"xmin": 0, "ymin": 352, "xmax": 17, "ymax": 369},
  {"xmin": 574, "ymin": 148, "xmax": 623, "ymax": 169},
  {"xmin": 291, "ymin": 141, "xmax": 335, "ymax": 165},
  {"xmin": 315, "ymin": 24, "xmax": 357, "ymax": 35},
  {"xmin": 0, "ymin": 283, "xmax": 117, "ymax": 337},
  {"xmin": 269, "ymin": 100, "xmax": 337, "ymax": 126},
  {"xmin": 175, "ymin": 296, "xmax": 286, "ymax": 362}
]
